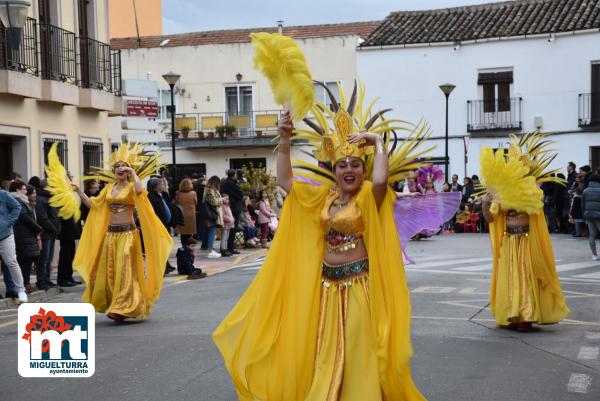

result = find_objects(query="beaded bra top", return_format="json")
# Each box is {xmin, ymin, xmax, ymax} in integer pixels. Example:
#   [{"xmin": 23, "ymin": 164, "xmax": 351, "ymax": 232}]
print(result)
[
  {"xmin": 320, "ymin": 189, "xmax": 365, "ymax": 253},
  {"xmin": 107, "ymin": 183, "xmax": 135, "ymax": 214}
]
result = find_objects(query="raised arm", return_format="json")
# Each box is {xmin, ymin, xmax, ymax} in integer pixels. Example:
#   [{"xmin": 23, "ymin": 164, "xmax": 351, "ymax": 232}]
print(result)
[
  {"xmin": 349, "ymin": 133, "xmax": 388, "ymax": 208},
  {"xmin": 276, "ymin": 111, "xmax": 294, "ymax": 193}
]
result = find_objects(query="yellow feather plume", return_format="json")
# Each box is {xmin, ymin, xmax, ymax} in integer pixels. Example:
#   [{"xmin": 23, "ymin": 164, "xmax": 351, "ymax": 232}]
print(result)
[
  {"xmin": 479, "ymin": 147, "xmax": 543, "ymax": 214},
  {"xmin": 45, "ymin": 142, "xmax": 81, "ymax": 221},
  {"xmin": 250, "ymin": 32, "xmax": 314, "ymax": 120}
]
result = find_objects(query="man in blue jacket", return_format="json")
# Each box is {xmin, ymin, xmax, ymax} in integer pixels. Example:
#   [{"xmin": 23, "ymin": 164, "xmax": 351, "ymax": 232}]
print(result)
[
  {"xmin": 0, "ymin": 188, "xmax": 28, "ymax": 303},
  {"xmin": 583, "ymin": 174, "xmax": 600, "ymax": 261}
]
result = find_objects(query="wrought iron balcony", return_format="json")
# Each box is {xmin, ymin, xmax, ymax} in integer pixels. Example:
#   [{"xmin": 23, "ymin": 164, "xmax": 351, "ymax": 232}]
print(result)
[
  {"xmin": 578, "ymin": 93, "xmax": 600, "ymax": 128},
  {"xmin": 0, "ymin": 17, "xmax": 38, "ymax": 76},
  {"xmin": 78, "ymin": 36, "xmax": 120, "ymax": 93},
  {"xmin": 39, "ymin": 23, "xmax": 76, "ymax": 84},
  {"xmin": 467, "ymin": 97, "xmax": 522, "ymax": 132}
]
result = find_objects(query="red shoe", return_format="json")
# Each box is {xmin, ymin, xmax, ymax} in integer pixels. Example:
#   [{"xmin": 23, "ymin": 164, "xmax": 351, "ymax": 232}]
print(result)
[
  {"xmin": 516, "ymin": 322, "xmax": 533, "ymax": 332},
  {"xmin": 107, "ymin": 312, "xmax": 126, "ymax": 323}
]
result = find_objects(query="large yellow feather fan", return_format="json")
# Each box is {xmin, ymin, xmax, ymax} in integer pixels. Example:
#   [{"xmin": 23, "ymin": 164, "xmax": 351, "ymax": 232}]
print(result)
[
  {"xmin": 250, "ymin": 32, "xmax": 314, "ymax": 120},
  {"xmin": 45, "ymin": 142, "xmax": 81, "ymax": 221},
  {"xmin": 479, "ymin": 147, "xmax": 543, "ymax": 215}
]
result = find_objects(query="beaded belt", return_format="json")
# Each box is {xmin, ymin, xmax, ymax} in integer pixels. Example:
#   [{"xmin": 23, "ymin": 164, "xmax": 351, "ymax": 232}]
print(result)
[
  {"xmin": 506, "ymin": 225, "xmax": 529, "ymax": 235},
  {"xmin": 321, "ymin": 258, "xmax": 369, "ymax": 287},
  {"xmin": 325, "ymin": 228, "xmax": 363, "ymax": 253},
  {"xmin": 108, "ymin": 223, "xmax": 136, "ymax": 233}
]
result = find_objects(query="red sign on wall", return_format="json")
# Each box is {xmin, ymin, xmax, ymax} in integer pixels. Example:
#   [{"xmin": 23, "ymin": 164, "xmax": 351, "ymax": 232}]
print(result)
[{"xmin": 127, "ymin": 100, "xmax": 159, "ymax": 117}]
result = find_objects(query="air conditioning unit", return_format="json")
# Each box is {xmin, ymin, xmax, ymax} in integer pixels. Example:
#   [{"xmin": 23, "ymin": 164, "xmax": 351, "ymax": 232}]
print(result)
[{"xmin": 534, "ymin": 116, "xmax": 543, "ymax": 129}]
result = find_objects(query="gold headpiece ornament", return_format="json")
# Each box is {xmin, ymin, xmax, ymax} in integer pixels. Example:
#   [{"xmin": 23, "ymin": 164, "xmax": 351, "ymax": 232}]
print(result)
[{"xmin": 290, "ymin": 81, "xmax": 435, "ymax": 185}]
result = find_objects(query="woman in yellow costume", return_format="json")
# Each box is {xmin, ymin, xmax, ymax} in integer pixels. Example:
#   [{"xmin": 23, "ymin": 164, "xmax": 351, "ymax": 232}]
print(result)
[
  {"xmin": 480, "ymin": 133, "xmax": 570, "ymax": 332},
  {"xmin": 213, "ymin": 32, "xmax": 431, "ymax": 399},
  {"xmin": 46, "ymin": 143, "xmax": 173, "ymax": 322}
]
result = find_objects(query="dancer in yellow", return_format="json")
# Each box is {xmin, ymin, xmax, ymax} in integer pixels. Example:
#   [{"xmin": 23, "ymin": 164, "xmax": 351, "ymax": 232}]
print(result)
[
  {"xmin": 214, "ymin": 33, "xmax": 430, "ymax": 400},
  {"xmin": 480, "ymin": 133, "xmax": 570, "ymax": 332},
  {"xmin": 46, "ymin": 142, "xmax": 172, "ymax": 322}
]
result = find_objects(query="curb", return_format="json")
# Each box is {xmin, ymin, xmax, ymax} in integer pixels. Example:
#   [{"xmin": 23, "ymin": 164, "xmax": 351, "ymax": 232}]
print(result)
[
  {"xmin": 0, "ymin": 287, "xmax": 62, "ymax": 310},
  {"xmin": 205, "ymin": 248, "xmax": 267, "ymax": 276}
]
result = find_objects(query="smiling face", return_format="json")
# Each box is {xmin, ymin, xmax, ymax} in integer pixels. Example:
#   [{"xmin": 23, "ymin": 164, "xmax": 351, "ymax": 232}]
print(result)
[
  {"xmin": 114, "ymin": 162, "xmax": 130, "ymax": 180},
  {"xmin": 333, "ymin": 157, "xmax": 365, "ymax": 195}
]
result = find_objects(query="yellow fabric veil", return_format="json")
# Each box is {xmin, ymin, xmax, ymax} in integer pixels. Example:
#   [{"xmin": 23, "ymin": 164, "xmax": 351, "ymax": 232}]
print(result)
[
  {"xmin": 213, "ymin": 180, "xmax": 424, "ymax": 401},
  {"xmin": 73, "ymin": 183, "xmax": 172, "ymax": 316}
]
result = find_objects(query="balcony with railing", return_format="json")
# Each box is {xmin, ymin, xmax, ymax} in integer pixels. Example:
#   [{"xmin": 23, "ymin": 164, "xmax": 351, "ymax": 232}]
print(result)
[
  {"xmin": 39, "ymin": 23, "xmax": 76, "ymax": 84},
  {"xmin": 0, "ymin": 17, "xmax": 38, "ymax": 76},
  {"xmin": 467, "ymin": 97, "xmax": 522, "ymax": 133},
  {"xmin": 162, "ymin": 110, "xmax": 283, "ymax": 148},
  {"xmin": 78, "ymin": 37, "xmax": 122, "ymax": 112},
  {"xmin": 578, "ymin": 93, "xmax": 600, "ymax": 128}
]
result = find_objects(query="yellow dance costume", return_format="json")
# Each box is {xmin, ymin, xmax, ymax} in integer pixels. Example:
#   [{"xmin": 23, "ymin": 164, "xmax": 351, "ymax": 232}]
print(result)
[
  {"xmin": 480, "ymin": 133, "xmax": 569, "ymax": 327},
  {"xmin": 488, "ymin": 210, "xmax": 569, "ymax": 326},
  {"xmin": 73, "ymin": 182, "xmax": 172, "ymax": 318},
  {"xmin": 213, "ymin": 180, "xmax": 425, "ymax": 401}
]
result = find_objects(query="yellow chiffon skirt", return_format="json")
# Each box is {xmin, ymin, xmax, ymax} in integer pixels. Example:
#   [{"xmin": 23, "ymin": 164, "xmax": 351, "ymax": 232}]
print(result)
[
  {"xmin": 306, "ymin": 272, "xmax": 383, "ymax": 401},
  {"xmin": 86, "ymin": 229, "xmax": 148, "ymax": 318},
  {"xmin": 491, "ymin": 232, "xmax": 566, "ymax": 326}
]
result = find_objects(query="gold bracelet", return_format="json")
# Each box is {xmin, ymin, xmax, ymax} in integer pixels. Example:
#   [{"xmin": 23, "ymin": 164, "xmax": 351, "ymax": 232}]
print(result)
[{"xmin": 375, "ymin": 141, "xmax": 385, "ymax": 154}]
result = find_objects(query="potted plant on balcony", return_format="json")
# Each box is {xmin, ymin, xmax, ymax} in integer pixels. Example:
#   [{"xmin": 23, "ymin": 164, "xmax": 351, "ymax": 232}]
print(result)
[
  {"xmin": 181, "ymin": 126, "xmax": 191, "ymax": 138},
  {"xmin": 224, "ymin": 124, "xmax": 236, "ymax": 137},
  {"xmin": 207, "ymin": 131, "xmax": 215, "ymax": 139},
  {"xmin": 255, "ymin": 130, "xmax": 263, "ymax": 137},
  {"xmin": 197, "ymin": 131, "xmax": 205, "ymax": 139},
  {"xmin": 215, "ymin": 125, "xmax": 226, "ymax": 139}
]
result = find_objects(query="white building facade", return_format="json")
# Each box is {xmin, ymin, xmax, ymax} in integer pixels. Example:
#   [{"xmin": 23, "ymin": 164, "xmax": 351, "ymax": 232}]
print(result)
[
  {"xmin": 110, "ymin": 22, "xmax": 379, "ymax": 178},
  {"xmin": 358, "ymin": 0, "xmax": 600, "ymax": 179}
]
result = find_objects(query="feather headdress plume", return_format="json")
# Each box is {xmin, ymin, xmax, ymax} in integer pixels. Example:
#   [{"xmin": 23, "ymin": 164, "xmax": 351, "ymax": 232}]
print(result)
[
  {"xmin": 45, "ymin": 142, "xmax": 81, "ymax": 221},
  {"xmin": 250, "ymin": 32, "xmax": 314, "ymax": 120},
  {"xmin": 84, "ymin": 142, "xmax": 163, "ymax": 183},
  {"xmin": 510, "ymin": 131, "xmax": 566, "ymax": 185},
  {"xmin": 290, "ymin": 80, "xmax": 435, "ymax": 186}
]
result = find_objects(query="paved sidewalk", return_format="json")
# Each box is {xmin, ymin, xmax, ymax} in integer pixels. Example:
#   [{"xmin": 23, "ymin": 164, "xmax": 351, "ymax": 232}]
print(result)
[{"xmin": 0, "ymin": 239, "xmax": 266, "ymax": 310}]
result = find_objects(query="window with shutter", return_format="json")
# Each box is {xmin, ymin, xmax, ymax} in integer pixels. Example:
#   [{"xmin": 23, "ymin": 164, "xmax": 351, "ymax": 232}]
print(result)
[
  {"xmin": 592, "ymin": 63, "xmax": 600, "ymax": 124},
  {"xmin": 478, "ymin": 70, "xmax": 513, "ymax": 113}
]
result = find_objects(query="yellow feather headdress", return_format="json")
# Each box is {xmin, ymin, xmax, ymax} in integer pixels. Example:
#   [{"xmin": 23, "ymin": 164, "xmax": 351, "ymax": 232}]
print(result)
[
  {"xmin": 290, "ymin": 80, "xmax": 435, "ymax": 186},
  {"xmin": 250, "ymin": 32, "xmax": 314, "ymax": 121},
  {"xmin": 84, "ymin": 142, "xmax": 164, "ymax": 183},
  {"xmin": 45, "ymin": 142, "xmax": 81, "ymax": 221},
  {"xmin": 479, "ymin": 131, "xmax": 565, "ymax": 214}
]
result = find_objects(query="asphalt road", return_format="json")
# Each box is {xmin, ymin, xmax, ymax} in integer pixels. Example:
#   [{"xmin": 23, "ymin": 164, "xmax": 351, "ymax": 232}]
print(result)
[{"xmin": 0, "ymin": 233, "xmax": 599, "ymax": 401}]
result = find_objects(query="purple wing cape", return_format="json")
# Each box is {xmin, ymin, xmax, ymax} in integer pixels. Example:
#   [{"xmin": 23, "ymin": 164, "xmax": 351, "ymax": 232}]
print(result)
[{"xmin": 394, "ymin": 192, "xmax": 461, "ymax": 264}]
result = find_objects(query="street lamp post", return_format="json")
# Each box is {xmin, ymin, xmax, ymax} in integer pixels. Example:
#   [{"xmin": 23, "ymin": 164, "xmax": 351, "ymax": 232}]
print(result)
[
  {"xmin": 0, "ymin": 0, "xmax": 31, "ymax": 49},
  {"xmin": 439, "ymin": 83, "xmax": 456, "ymax": 181},
  {"xmin": 162, "ymin": 71, "xmax": 181, "ymax": 183}
]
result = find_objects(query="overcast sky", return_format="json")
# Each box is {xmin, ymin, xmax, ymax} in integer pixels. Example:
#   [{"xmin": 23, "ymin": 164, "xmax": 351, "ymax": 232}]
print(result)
[{"xmin": 162, "ymin": 0, "xmax": 506, "ymax": 34}]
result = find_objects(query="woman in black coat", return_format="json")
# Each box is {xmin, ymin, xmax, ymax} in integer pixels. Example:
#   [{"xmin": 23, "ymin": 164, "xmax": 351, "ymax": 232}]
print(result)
[{"xmin": 9, "ymin": 183, "xmax": 42, "ymax": 292}]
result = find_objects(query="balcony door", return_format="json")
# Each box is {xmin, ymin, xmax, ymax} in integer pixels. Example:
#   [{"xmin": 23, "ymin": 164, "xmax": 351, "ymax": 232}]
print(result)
[
  {"xmin": 479, "ymin": 71, "xmax": 512, "ymax": 129},
  {"xmin": 592, "ymin": 63, "xmax": 600, "ymax": 125},
  {"xmin": 225, "ymin": 85, "xmax": 253, "ymax": 136}
]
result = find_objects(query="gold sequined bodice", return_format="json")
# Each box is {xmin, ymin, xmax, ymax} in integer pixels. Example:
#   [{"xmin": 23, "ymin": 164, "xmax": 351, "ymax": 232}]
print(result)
[
  {"xmin": 320, "ymin": 189, "xmax": 365, "ymax": 235},
  {"xmin": 107, "ymin": 183, "xmax": 135, "ymax": 220}
]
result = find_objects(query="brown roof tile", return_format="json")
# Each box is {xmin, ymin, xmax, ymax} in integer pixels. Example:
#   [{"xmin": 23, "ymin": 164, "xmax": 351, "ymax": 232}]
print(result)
[
  {"xmin": 361, "ymin": 0, "xmax": 600, "ymax": 47},
  {"xmin": 111, "ymin": 21, "xmax": 380, "ymax": 49}
]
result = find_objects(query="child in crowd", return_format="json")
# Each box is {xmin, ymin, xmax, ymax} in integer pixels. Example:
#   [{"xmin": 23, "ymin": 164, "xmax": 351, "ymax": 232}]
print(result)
[
  {"xmin": 220, "ymin": 194, "xmax": 235, "ymax": 257},
  {"xmin": 176, "ymin": 237, "xmax": 207, "ymax": 279}
]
